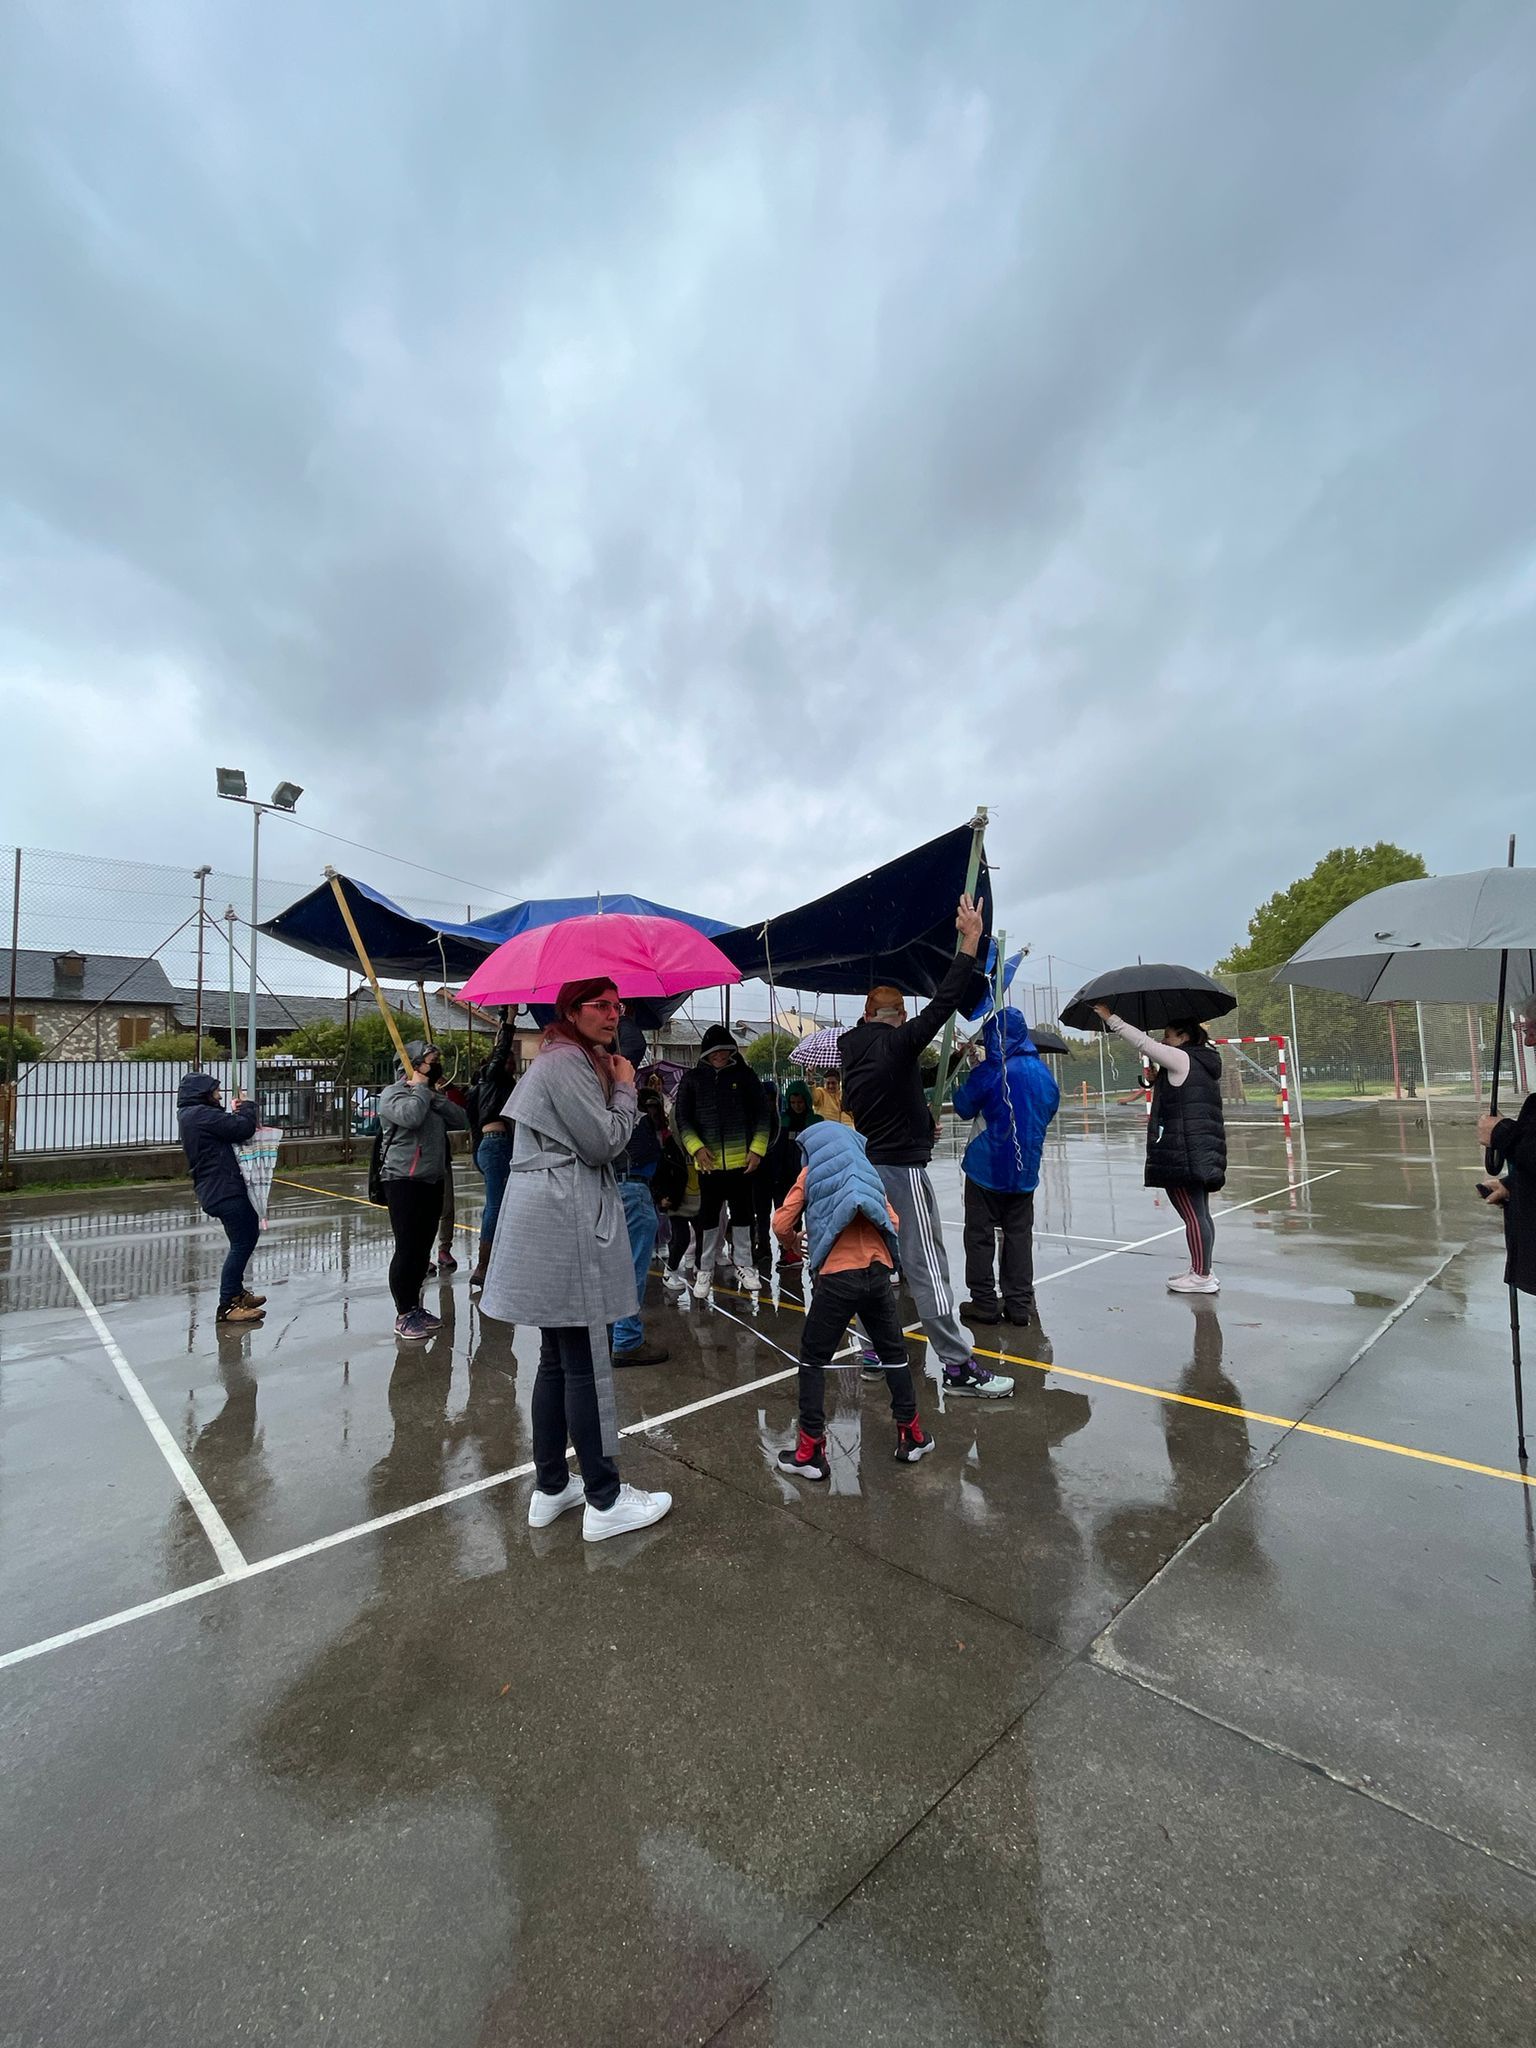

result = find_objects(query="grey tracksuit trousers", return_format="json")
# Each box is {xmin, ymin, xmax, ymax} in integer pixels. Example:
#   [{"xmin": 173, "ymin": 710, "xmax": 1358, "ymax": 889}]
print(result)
[{"xmin": 875, "ymin": 1162, "xmax": 974, "ymax": 1369}]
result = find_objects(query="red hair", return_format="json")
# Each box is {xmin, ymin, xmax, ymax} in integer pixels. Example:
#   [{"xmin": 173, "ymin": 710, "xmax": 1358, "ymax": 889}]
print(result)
[{"xmin": 542, "ymin": 978, "xmax": 620, "ymax": 1097}]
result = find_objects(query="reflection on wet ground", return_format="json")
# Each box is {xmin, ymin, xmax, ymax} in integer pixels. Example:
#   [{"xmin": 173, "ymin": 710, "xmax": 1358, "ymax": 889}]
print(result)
[{"xmin": 1, "ymin": 1111, "xmax": 1533, "ymax": 2044}]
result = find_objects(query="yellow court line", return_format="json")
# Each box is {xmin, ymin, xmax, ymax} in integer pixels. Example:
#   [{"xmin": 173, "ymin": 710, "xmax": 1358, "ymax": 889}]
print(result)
[
  {"xmin": 274, "ymin": 1174, "xmax": 480, "ymax": 1238},
  {"xmin": 712, "ymin": 1283, "xmax": 1536, "ymax": 1492},
  {"xmin": 277, "ymin": 1185, "xmax": 1536, "ymax": 1493}
]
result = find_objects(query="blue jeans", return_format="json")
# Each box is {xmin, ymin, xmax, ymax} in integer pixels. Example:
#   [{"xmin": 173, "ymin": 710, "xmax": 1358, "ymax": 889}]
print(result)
[
  {"xmin": 613, "ymin": 1176, "xmax": 659, "ymax": 1352},
  {"xmin": 206, "ymin": 1192, "xmax": 261, "ymax": 1308},
  {"xmin": 476, "ymin": 1130, "xmax": 513, "ymax": 1241}
]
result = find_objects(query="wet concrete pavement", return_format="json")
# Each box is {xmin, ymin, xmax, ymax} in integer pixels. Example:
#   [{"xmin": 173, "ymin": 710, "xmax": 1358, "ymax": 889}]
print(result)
[{"xmin": 1, "ymin": 1108, "xmax": 1533, "ymax": 2043}]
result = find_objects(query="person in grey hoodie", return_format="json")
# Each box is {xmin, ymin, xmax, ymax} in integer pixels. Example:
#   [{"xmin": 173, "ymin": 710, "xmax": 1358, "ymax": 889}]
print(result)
[{"xmin": 377, "ymin": 1041, "xmax": 468, "ymax": 1341}]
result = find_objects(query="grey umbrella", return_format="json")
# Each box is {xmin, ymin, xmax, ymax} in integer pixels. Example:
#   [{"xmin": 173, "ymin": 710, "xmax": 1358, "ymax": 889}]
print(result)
[
  {"xmin": 1273, "ymin": 866, "xmax": 1536, "ymax": 1005},
  {"xmin": 1278, "ymin": 852, "xmax": 1533, "ymax": 1462}
]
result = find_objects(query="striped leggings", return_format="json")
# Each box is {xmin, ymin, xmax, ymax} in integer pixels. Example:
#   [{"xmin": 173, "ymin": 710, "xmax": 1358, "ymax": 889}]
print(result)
[{"xmin": 1166, "ymin": 1182, "xmax": 1215, "ymax": 1276}]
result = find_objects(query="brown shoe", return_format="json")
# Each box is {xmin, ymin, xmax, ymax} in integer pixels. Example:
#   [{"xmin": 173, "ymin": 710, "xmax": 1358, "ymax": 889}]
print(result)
[
  {"xmin": 236, "ymin": 1289, "xmax": 267, "ymax": 1309},
  {"xmin": 217, "ymin": 1301, "xmax": 265, "ymax": 1325}
]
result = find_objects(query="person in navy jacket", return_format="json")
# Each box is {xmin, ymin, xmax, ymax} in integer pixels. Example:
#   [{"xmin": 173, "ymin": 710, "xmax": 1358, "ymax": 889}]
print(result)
[{"xmin": 177, "ymin": 1072, "xmax": 265, "ymax": 1325}]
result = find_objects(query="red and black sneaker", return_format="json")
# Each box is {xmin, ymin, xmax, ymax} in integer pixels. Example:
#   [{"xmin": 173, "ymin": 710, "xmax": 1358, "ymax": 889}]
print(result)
[
  {"xmin": 776, "ymin": 1428, "xmax": 829, "ymax": 1482},
  {"xmin": 894, "ymin": 1419, "xmax": 936, "ymax": 1464}
]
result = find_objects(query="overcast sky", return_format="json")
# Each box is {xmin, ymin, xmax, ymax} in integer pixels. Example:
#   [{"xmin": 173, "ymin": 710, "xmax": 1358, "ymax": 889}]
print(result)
[{"xmin": 3, "ymin": 0, "xmax": 1533, "ymax": 992}]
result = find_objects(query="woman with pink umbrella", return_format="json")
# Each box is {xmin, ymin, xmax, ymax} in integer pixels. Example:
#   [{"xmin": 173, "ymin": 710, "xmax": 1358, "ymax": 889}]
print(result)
[
  {"xmin": 462, "ymin": 908, "xmax": 742, "ymax": 1540},
  {"xmin": 478, "ymin": 978, "xmax": 673, "ymax": 1543}
]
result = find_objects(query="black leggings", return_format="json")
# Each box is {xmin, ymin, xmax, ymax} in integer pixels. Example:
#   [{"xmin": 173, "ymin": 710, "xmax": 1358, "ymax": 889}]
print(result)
[
  {"xmin": 533, "ymin": 1327, "xmax": 621, "ymax": 1509},
  {"xmin": 1167, "ymin": 1183, "xmax": 1215, "ymax": 1276},
  {"xmin": 385, "ymin": 1178, "xmax": 443, "ymax": 1312},
  {"xmin": 799, "ymin": 1261, "xmax": 918, "ymax": 1435},
  {"xmin": 666, "ymin": 1217, "xmax": 702, "ymax": 1270}
]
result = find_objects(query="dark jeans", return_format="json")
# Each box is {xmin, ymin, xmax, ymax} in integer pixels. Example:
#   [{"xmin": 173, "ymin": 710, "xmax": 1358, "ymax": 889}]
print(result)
[
  {"xmin": 799, "ymin": 1261, "xmax": 917, "ymax": 1436},
  {"xmin": 533, "ymin": 1326, "xmax": 621, "ymax": 1509},
  {"xmin": 207, "ymin": 1192, "xmax": 260, "ymax": 1308},
  {"xmin": 476, "ymin": 1129, "xmax": 513, "ymax": 1240},
  {"xmin": 963, "ymin": 1181, "xmax": 1036, "ymax": 1315},
  {"xmin": 385, "ymin": 1178, "xmax": 444, "ymax": 1313}
]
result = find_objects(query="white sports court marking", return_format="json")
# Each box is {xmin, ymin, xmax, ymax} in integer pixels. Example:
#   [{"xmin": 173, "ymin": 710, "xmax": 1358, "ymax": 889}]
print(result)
[
  {"xmin": 43, "ymin": 1231, "xmax": 247, "ymax": 1574},
  {"xmin": 1035, "ymin": 1170, "xmax": 1341, "ymax": 1286},
  {"xmin": 2, "ymin": 1162, "xmax": 1339, "ymax": 1676}
]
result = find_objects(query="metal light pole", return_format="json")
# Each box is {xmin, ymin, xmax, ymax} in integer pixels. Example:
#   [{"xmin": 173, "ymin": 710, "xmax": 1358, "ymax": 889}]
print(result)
[
  {"xmin": 216, "ymin": 770, "xmax": 302, "ymax": 1099},
  {"xmin": 193, "ymin": 865, "xmax": 211, "ymax": 1051},
  {"xmin": 225, "ymin": 906, "xmax": 238, "ymax": 1087}
]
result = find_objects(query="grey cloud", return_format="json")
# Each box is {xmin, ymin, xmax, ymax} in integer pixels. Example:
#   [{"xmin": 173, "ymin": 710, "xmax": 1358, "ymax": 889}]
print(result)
[{"xmin": 2, "ymin": 0, "xmax": 1534, "ymax": 972}]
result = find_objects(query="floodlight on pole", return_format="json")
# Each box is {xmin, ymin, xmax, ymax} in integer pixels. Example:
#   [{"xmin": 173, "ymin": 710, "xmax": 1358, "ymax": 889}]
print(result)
[{"xmin": 215, "ymin": 766, "xmax": 302, "ymax": 1096}]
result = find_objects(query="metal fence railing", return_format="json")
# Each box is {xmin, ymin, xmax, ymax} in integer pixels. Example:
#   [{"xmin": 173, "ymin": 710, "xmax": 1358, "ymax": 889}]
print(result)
[{"xmin": 6, "ymin": 1057, "xmax": 349, "ymax": 1157}]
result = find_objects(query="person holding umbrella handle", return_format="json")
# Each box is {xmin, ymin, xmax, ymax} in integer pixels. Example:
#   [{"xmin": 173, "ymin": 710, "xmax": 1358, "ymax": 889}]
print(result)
[
  {"xmin": 1476, "ymin": 996, "xmax": 1536, "ymax": 1307},
  {"xmin": 1092, "ymin": 1002, "xmax": 1228, "ymax": 1294}
]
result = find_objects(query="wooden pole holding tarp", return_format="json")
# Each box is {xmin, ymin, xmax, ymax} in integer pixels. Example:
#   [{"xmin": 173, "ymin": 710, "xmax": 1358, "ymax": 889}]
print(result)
[
  {"xmin": 325, "ymin": 868, "xmax": 414, "ymax": 1076},
  {"xmin": 928, "ymin": 806, "xmax": 989, "ymax": 1120}
]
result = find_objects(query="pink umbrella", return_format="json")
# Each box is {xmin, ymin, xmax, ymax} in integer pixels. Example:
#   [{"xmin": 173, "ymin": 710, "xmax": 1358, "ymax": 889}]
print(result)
[{"xmin": 458, "ymin": 912, "xmax": 742, "ymax": 1007}]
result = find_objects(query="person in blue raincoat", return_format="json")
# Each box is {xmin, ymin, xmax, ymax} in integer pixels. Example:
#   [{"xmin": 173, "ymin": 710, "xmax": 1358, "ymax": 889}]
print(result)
[{"xmin": 951, "ymin": 1008, "xmax": 1060, "ymax": 1326}]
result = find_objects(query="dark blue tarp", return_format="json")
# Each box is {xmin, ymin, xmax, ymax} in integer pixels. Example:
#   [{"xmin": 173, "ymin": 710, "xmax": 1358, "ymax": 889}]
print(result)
[
  {"xmin": 261, "ymin": 876, "xmax": 731, "ymax": 982},
  {"xmin": 716, "ymin": 821, "xmax": 993, "ymax": 998}
]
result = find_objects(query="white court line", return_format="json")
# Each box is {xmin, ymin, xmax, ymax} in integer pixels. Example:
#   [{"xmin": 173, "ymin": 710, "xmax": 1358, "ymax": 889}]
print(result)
[
  {"xmin": 1035, "ymin": 1169, "xmax": 1341, "ymax": 1286},
  {"xmin": 43, "ymin": 1231, "xmax": 246, "ymax": 1575},
  {"xmin": 939, "ymin": 1220, "xmax": 1131, "ymax": 1249},
  {"xmin": 0, "ymin": 1335, "xmax": 803, "ymax": 1675},
  {"xmin": 5, "ymin": 1167, "xmax": 1343, "ymax": 1677}
]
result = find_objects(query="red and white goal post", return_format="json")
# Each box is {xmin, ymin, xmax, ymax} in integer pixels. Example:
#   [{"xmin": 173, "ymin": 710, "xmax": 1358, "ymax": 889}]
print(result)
[{"xmin": 1139, "ymin": 1034, "xmax": 1295, "ymax": 1134}]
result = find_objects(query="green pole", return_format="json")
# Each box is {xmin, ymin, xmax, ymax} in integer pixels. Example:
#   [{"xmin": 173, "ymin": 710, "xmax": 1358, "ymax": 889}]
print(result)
[{"xmin": 928, "ymin": 807, "xmax": 989, "ymax": 1120}]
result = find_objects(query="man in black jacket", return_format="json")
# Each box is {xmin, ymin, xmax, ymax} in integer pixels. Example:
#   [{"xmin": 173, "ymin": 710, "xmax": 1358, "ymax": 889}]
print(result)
[
  {"xmin": 177, "ymin": 1072, "xmax": 265, "ymax": 1326},
  {"xmin": 839, "ymin": 893, "xmax": 1013, "ymax": 1398}
]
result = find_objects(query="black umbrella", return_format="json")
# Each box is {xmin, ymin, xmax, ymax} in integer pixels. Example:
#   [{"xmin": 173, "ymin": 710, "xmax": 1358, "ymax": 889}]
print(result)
[
  {"xmin": 1061, "ymin": 965, "xmax": 1237, "ymax": 1034},
  {"xmin": 1028, "ymin": 1025, "xmax": 1071, "ymax": 1055}
]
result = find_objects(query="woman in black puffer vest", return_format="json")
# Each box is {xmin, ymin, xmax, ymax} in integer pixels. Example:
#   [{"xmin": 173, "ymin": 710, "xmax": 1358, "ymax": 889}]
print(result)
[{"xmin": 1094, "ymin": 1006, "xmax": 1227, "ymax": 1295}]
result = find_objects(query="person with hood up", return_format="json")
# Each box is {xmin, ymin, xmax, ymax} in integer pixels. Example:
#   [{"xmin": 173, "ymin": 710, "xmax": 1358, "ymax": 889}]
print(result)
[
  {"xmin": 376, "ymin": 1041, "xmax": 470, "ymax": 1340},
  {"xmin": 763, "ymin": 1076, "xmax": 820, "ymax": 1272},
  {"xmin": 951, "ymin": 1009, "xmax": 1061, "ymax": 1325},
  {"xmin": 479, "ymin": 978, "xmax": 672, "ymax": 1542},
  {"xmin": 772, "ymin": 1120, "xmax": 935, "ymax": 1479},
  {"xmin": 1094, "ymin": 1003, "xmax": 1227, "ymax": 1293},
  {"xmin": 673, "ymin": 1023, "xmax": 772, "ymax": 1296},
  {"xmin": 177, "ymin": 1072, "xmax": 265, "ymax": 1325}
]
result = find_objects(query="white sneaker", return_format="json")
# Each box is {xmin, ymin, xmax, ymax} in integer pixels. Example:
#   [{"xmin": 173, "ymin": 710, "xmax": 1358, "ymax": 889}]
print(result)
[
  {"xmin": 662, "ymin": 1268, "xmax": 687, "ymax": 1295},
  {"xmin": 527, "ymin": 1475, "xmax": 584, "ymax": 1528},
  {"xmin": 1167, "ymin": 1272, "xmax": 1220, "ymax": 1294},
  {"xmin": 583, "ymin": 1483, "xmax": 673, "ymax": 1543},
  {"xmin": 1167, "ymin": 1269, "xmax": 1194, "ymax": 1286},
  {"xmin": 735, "ymin": 1264, "xmax": 762, "ymax": 1291},
  {"xmin": 692, "ymin": 1267, "xmax": 713, "ymax": 1300}
]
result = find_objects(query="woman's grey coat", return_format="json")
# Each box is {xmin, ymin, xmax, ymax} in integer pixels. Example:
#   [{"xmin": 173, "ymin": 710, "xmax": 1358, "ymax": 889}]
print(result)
[{"xmin": 479, "ymin": 1040, "xmax": 638, "ymax": 1453}]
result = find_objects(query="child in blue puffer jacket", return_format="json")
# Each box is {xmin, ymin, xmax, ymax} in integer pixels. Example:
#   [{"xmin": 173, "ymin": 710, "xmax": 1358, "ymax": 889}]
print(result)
[
  {"xmin": 772, "ymin": 1121, "xmax": 935, "ymax": 1480},
  {"xmin": 951, "ymin": 1008, "xmax": 1060, "ymax": 1326}
]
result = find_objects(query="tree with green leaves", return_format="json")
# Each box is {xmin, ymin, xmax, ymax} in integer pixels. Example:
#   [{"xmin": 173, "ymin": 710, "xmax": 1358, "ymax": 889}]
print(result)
[
  {"xmin": 0, "ymin": 1023, "xmax": 46, "ymax": 1081},
  {"xmin": 1217, "ymin": 843, "xmax": 1427, "ymax": 975},
  {"xmin": 1216, "ymin": 844, "xmax": 1428, "ymax": 1087},
  {"xmin": 743, "ymin": 1030, "xmax": 798, "ymax": 1076},
  {"xmin": 124, "ymin": 1031, "xmax": 224, "ymax": 1064}
]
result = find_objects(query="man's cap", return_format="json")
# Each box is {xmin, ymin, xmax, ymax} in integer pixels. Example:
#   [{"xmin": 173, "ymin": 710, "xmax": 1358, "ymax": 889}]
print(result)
[{"xmin": 864, "ymin": 984, "xmax": 906, "ymax": 1019}]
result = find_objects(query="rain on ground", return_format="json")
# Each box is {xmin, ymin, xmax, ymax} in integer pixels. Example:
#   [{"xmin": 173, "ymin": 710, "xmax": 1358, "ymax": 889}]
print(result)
[{"xmin": 1, "ymin": 1102, "xmax": 1533, "ymax": 2047}]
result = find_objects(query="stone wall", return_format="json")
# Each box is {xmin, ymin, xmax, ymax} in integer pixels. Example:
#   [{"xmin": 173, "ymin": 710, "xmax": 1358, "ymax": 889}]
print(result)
[{"xmin": 21, "ymin": 1004, "xmax": 180, "ymax": 1061}]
